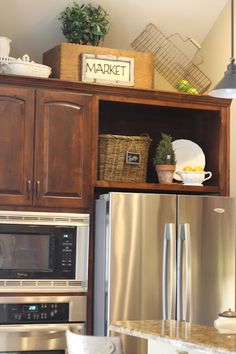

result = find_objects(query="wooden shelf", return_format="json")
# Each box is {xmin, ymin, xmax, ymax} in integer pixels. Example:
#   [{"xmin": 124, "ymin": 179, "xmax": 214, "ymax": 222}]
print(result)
[
  {"xmin": 95, "ymin": 180, "xmax": 220, "ymax": 194},
  {"xmin": 97, "ymin": 92, "xmax": 230, "ymax": 196}
]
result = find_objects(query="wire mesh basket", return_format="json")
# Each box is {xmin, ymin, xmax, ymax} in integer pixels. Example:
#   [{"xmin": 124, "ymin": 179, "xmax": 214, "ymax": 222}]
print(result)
[{"xmin": 131, "ymin": 23, "xmax": 211, "ymax": 94}]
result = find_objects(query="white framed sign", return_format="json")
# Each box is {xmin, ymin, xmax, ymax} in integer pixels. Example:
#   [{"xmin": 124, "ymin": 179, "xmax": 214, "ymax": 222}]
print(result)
[{"xmin": 81, "ymin": 53, "xmax": 134, "ymax": 86}]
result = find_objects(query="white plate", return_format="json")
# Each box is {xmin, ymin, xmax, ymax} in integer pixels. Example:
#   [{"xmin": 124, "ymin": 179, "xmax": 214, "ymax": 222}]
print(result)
[{"xmin": 172, "ymin": 139, "xmax": 205, "ymax": 181}]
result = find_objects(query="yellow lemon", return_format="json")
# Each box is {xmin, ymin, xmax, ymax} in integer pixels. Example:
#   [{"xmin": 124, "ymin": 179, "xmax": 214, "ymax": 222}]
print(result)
[
  {"xmin": 183, "ymin": 166, "xmax": 193, "ymax": 171},
  {"xmin": 194, "ymin": 166, "xmax": 204, "ymax": 171}
]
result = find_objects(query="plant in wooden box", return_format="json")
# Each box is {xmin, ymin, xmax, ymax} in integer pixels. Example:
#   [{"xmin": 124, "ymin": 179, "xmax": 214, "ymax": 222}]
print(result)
[
  {"xmin": 58, "ymin": 2, "xmax": 110, "ymax": 46},
  {"xmin": 153, "ymin": 133, "xmax": 176, "ymax": 184}
]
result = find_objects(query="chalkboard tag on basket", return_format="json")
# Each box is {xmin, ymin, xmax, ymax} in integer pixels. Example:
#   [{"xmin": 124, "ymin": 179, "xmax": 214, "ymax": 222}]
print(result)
[{"xmin": 125, "ymin": 151, "xmax": 141, "ymax": 165}]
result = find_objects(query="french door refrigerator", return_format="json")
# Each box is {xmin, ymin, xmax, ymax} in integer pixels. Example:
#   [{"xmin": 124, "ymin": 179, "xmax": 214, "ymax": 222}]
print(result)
[{"xmin": 94, "ymin": 192, "xmax": 236, "ymax": 354}]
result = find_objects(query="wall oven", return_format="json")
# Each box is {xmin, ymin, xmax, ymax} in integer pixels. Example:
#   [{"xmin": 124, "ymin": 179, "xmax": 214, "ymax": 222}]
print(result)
[
  {"xmin": 0, "ymin": 211, "xmax": 89, "ymax": 292},
  {"xmin": 0, "ymin": 295, "xmax": 86, "ymax": 353}
]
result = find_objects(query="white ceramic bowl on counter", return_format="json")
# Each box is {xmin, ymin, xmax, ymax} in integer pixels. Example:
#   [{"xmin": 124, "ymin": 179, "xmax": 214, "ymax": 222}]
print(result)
[
  {"xmin": 175, "ymin": 170, "xmax": 212, "ymax": 185},
  {"xmin": 0, "ymin": 54, "xmax": 52, "ymax": 78},
  {"xmin": 214, "ymin": 309, "xmax": 236, "ymax": 334}
]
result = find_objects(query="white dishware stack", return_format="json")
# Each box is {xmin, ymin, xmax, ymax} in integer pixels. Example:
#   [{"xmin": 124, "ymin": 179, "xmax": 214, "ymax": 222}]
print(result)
[
  {"xmin": 0, "ymin": 36, "xmax": 52, "ymax": 78},
  {"xmin": 214, "ymin": 309, "xmax": 236, "ymax": 334},
  {"xmin": 0, "ymin": 36, "xmax": 11, "ymax": 57}
]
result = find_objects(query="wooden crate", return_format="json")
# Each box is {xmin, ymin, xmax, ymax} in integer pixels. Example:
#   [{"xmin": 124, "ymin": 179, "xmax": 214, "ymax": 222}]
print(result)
[{"xmin": 43, "ymin": 43, "xmax": 154, "ymax": 89}]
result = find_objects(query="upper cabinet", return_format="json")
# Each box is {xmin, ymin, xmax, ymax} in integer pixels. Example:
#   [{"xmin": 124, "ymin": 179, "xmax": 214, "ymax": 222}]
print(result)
[
  {"xmin": 0, "ymin": 83, "xmax": 93, "ymax": 210},
  {"xmin": 0, "ymin": 86, "xmax": 34, "ymax": 206},
  {"xmin": 34, "ymin": 89, "xmax": 93, "ymax": 209},
  {"xmin": 0, "ymin": 75, "xmax": 231, "ymax": 204}
]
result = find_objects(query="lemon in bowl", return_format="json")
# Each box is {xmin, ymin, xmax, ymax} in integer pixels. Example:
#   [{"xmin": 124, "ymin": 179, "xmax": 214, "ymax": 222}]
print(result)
[
  {"xmin": 183, "ymin": 166, "xmax": 193, "ymax": 171},
  {"xmin": 194, "ymin": 166, "xmax": 204, "ymax": 171}
]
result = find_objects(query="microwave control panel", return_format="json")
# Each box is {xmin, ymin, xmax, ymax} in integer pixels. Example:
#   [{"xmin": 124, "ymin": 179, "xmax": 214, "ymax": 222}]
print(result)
[
  {"xmin": 61, "ymin": 233, "xmax": 74, "ymax": 272},
  {"xmin": 0, "ymin": 302, "xmax": 70, "ymax": 323}
]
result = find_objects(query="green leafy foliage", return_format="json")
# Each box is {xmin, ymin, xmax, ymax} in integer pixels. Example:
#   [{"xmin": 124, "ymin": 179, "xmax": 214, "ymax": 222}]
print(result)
[
  {"xmin": 153, "ymin": 133, "xmax": 176, "ymax": 165},
  {"xmin": 58, "ymin": 2, "xmax": 110, "ymax": 46}
]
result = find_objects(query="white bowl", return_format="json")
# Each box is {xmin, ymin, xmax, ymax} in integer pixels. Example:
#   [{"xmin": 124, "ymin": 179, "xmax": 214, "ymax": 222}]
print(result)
[
  {"xmin": 175, "ymin": 170, "xmax": 212, "ymax": 185},
  {"xmin": 0, "ymin": 56, "xmax": 16, "ymax": 63},
  {"xmin": 0, "ymin": 54, "xmax": 52, "ymax": 78}
]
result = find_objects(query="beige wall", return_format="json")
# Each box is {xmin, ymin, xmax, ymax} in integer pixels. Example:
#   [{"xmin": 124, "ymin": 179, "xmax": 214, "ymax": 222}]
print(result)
[
  {"xmin": 198, "ymin": 0, "xmax": 236, "ymax": 196},
  {"xmin": 0, "ymin": 0, "xmax": 227, "ymax": 63}
]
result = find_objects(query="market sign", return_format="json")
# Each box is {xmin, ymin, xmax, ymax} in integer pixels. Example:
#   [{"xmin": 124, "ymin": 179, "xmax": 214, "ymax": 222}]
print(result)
[{"xmin": 81, "ymin": 53, "xmax": 134, "ymax": 86}]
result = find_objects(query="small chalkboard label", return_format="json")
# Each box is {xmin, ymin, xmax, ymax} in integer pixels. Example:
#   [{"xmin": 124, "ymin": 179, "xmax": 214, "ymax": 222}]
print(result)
[{"xmin": 125, "ymin": 151, "xmax": 141, "ymax": 165}]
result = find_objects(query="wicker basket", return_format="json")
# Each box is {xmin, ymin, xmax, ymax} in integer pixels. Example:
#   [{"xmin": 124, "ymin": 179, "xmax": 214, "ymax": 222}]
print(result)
[{"xmin": 98, "ymin": 134, "xmax": 152, "ymax": 183}]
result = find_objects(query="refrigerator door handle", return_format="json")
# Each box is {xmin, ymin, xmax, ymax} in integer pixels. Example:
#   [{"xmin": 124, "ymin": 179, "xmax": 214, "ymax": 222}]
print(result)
[
  {"xmin": 162, "ymin": 223, "xmax": 176, "ymax": 320},
  {"xmin": 177, "ymin": 224, "xmax": 184, "ymax": 321},
  {"xmin": 184, "ymin": 223, "xmax": 192, "ymax": 322},
  {"xmin": 178, "ymin": 223, "xmax": 192, "ymax": 322}
]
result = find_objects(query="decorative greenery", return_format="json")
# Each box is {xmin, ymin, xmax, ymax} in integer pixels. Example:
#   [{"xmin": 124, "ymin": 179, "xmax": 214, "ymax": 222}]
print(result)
[
  {"xmin": 58, "ymin": 2, "xmax": 110, "ymax": 46},
  {"xmin": 153, "ymin": 133, "xmax": 176, "ymax": 165}
]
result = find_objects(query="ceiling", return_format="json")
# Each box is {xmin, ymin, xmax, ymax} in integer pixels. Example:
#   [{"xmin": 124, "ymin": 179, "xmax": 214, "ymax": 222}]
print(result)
[{"xmin": 0, "ymin": 0, "xmax": 229, "ymax": 63}]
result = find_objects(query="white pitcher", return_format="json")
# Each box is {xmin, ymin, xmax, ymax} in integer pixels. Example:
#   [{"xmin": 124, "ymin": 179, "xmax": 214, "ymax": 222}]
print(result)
[{"xmin": 0, "ymin": 36, "xmax": 11, "ymax": 57}]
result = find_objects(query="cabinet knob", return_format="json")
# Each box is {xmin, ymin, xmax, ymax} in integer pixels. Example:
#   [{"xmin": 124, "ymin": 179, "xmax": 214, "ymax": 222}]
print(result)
[
  {"xmin": 36, "ymin": 180, "xmax": 40, "ymax": 198},
  {"xmin": 27, "ymin": 180, "xmax": 32, "ymax": 199}
]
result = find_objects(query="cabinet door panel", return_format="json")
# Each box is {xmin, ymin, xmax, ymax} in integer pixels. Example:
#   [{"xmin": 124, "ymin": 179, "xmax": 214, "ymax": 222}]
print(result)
[
  {"xmin": 34, "ymin": 90, "xmax": 92, "ymax": 209},
  {"xmin": 0, "ymin": 86, "xmax": 34, "ymax": 206}
]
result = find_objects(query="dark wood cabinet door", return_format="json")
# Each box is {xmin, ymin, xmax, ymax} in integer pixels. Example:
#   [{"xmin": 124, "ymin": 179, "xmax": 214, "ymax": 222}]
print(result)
[
  {"xmin": 34, "ymin": 89, "xmax": 93, "ymax": 209},
  {"xmin": 0, "ymin": 86, "xmax": 34, "ymax": 206}
]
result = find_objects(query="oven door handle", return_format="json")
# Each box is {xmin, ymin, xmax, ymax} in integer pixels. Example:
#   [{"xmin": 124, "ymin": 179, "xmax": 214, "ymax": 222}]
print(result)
[{"xmin": 0, "ymin": 323, "xmax": 84, "ymax": 332}]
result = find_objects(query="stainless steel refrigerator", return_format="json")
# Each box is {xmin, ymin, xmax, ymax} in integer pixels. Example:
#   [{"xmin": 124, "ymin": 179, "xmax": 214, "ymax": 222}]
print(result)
[{"xmin": 93, "ymin": 192, "xmax": 236, "ymax": 354}]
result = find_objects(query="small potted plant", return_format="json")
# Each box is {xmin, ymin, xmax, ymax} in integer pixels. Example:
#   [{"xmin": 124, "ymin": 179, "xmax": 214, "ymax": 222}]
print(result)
[
  {"xmin": 153, "ymin": 133, "xmax": 176, "ymax": 184},
  {"xmin": 58, "ymin": 2, "xmax": 110, "ymax": 46}
]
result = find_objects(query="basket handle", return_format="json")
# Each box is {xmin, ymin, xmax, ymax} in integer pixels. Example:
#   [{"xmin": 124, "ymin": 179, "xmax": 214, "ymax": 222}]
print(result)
[
  {"xmin": 127, "ymin": 133, "xmax": 151, "ymax": 151},
  {"xmin": 167, "ymin": 33, "xmax": 203, "ymax": 65},
  {"xmin": 140, "ymin": 133, "xmax": 151, "ymax": 138}
]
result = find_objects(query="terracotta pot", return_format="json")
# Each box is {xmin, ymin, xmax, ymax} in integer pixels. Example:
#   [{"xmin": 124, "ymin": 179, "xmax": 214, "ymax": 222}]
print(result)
[{"xmin": 155, "ymin": 165, "xmax": 175, "ymax": 184}]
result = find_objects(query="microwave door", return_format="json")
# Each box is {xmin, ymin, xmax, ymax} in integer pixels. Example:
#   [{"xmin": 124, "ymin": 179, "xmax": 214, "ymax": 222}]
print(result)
[
  {"xmin": 0, "ymin": 232, "xmax": 53, "ymax": 273},
  {"xmin": 0, "ymin": 211, "xmax": 89, "ymax": 292}
]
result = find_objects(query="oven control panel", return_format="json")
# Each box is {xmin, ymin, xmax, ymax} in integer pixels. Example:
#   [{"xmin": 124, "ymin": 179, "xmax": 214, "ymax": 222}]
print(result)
[{"xmin": 0, "ymin": 302, "xmax": 70, "ymax": 323}]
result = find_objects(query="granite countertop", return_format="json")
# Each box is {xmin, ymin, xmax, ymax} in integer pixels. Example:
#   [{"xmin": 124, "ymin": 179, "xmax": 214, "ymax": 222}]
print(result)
[{"xmin": 109, "ymin": 320, "xmax": 236, "ymax": 354}]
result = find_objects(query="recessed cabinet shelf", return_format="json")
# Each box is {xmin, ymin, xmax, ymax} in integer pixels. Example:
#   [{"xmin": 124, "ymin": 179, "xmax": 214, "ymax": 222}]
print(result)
[
  {"xmin": 96, "ymin": 89, "xmax": 231, "ymax": 196},
  {"xmin": 95, "ymin": 180, "xmax": 220, "ymax": 194}
]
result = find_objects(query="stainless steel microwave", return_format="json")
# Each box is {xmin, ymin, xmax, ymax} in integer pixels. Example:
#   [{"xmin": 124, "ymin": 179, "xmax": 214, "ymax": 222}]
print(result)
[{"xmin": 0, "ymin": 211, "xmax": 89, "ymax": 292}]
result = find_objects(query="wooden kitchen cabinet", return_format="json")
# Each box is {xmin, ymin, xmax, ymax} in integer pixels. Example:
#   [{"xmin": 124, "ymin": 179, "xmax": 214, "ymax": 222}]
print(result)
[
  {"xmin": 34, "ymin": 89, "xmax": 92, "ymax": 209},
  {"xmin": 95, "ymin": 91, "xmax": 231, "ymax": 196},
  {"xmin": 0, "ymin": 75, "xmax": 231, "ymax": 199},
  {"xmin": 0, "ymin": 85, "xmax": 93, "ymax": 210},
  {"xmin": 0, "ymin": 86, "xmax": 34, "ymax": 206}
]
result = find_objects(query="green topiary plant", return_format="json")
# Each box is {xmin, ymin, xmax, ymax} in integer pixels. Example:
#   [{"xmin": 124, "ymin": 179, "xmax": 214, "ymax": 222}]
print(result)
[
  {"xmin": 58, "ymin": 2, "xmax": 110, "ymax": 46},
  {"xmin": 153, "ymin": 133, "xmax": 176, "ymax": 165}
]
